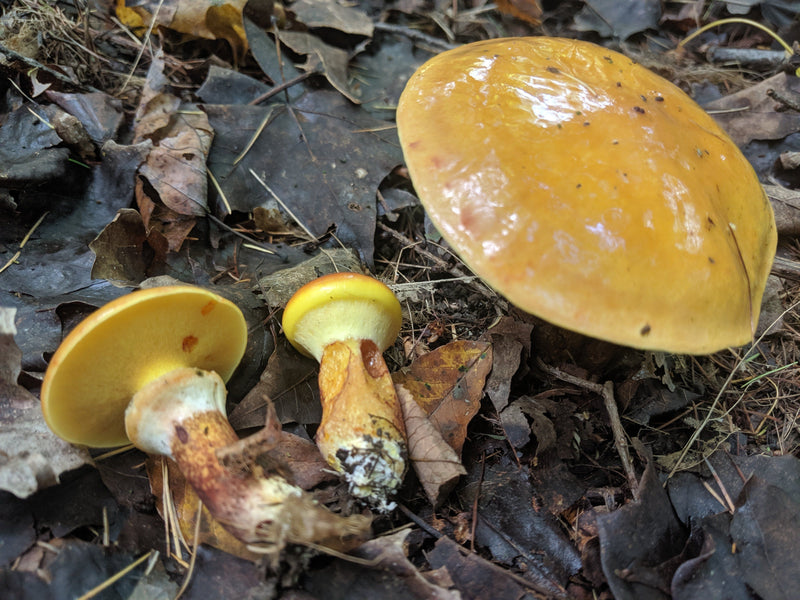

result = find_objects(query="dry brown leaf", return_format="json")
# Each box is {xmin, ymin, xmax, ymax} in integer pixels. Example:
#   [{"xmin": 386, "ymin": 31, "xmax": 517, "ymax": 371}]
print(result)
[
  {"xmin": 496, "ymin": 0, "xmax": 543, "ymax": 24},
  {"xmin": 397, "ymin": 385, "xmax": 466, "ymax": 507},
  {"xmin": 115, "ymin": 0, "xmax": 248, "ymax": 56},
  {"xmin": 393, "ymin": 340, "xmax": 492, "ymax": 455},
  {"xmin": 0, "ymin": 308, "xmax": 90, "ymax": 498},
  {"xmin": 483, "ymin": 316, "xmax": 532, "ymax": 412}
]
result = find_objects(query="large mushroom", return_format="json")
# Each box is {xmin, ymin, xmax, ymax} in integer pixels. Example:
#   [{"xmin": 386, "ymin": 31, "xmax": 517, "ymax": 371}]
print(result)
[
  {"xmin": 282, "ymin": 272, "xmax": 406, "ymax": 511},
  {"xmin": 41, "ymin": 285, "xmax": 369, "ymax": 548},
  {"xmin": 396, "ymin": 37, "xmax": 776, "ymax": 354}
]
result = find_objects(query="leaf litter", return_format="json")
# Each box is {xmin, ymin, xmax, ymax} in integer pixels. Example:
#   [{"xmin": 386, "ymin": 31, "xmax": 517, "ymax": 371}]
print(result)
[{"xmin": 3, "ymin": 0, "xmax": 800, "ymax": 598}]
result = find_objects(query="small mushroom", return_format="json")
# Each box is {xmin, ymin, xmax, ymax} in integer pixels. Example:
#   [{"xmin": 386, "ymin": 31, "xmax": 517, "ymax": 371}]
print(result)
[
  {"xmin": 42, "ymin": 285, "xmax": 369, "ymax": 548},
  {"xmin": 396, "ymin": 37, "xmax": 777, "ymax": 354},
  {"xmin": 282, "ymin": 272, "xmax": 406, "ymax": 510}
]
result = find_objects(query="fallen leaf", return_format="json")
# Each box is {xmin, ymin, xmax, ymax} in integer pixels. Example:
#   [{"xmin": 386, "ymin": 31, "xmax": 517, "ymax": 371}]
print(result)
[
  {"xmin": 0, "ymin": 308, "xmax": 90, "ymax": 498},
  {"xmin": 116, "ymin": 0, "xmax": 248, "ymax": 56},
  {"xmin": 278, "ymin": 30, "xmax": 360, "ymax": 104},
  {"xmin": 574, "ymin": 0, "xmax": 661, "ymax": 39},
  {"xmin": 290, "ymin": 0, "xmax": 373, "ymax": 37},
  {"xmin": 496, "ymin": 0, "xmax": 542, "ymax": 25},
  {"xmin": 397, "ymin": 385, "xmax": 466, "ymax": 507},
  {"xmin": 393, "ymin": 340, "xmax": 492, "ymax": 455},
  {"xmin": 303, "ymin": 529, "xmax": 461, "ymax": 600},
  {"xmin": 89, "ymin": 208, "xmax": 150, "ymax": 285},
  {"xmin": 483, "ymin": 316, "xmax": 532, "ymax": 412},
  {"xmin": 204, "ymin": 90, "xmax": 402, "ymax": 260},
  {"xmin": 704, "ymin": 72, "xmax": 800, "ymax": 146}
]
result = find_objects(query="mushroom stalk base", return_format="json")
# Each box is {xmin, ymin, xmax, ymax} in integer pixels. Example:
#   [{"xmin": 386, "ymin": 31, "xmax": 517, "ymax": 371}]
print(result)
[
  {"xmin": 317, "ymin": 339, "xmax": 407, "ymax": 511},
  {"xmin": 126, "ymin": 367, "xmax": 370, "ymax": 549}
]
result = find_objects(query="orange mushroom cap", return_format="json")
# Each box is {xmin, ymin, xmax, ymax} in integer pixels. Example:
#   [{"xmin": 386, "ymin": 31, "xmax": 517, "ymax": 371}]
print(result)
[
  {"xmin": 397, "ymin": 37, "xmax": 776, "ymax": 354},
  {"xmin": 41, "ymin": 286, "xmax": 247, "ymax": 447}
]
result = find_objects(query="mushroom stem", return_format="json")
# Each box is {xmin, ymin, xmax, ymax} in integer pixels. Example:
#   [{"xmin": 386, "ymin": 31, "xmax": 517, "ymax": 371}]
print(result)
[
  {"xmin": 317, "ymin": 339, "xmax": 407, "ymax": 511},
  {"xmin": 125, "ymin": 367, "xmax": 370, "ymax": 546}
]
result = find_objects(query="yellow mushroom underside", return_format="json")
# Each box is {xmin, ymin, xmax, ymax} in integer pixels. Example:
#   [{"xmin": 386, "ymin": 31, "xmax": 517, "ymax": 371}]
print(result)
[
  {"xmin": 397, "ymin": 37, "xmax": 777, "ymax": 354},
  {"xmin": 42, "ymin": 287, "xmax": 246, "ymax": 447}
]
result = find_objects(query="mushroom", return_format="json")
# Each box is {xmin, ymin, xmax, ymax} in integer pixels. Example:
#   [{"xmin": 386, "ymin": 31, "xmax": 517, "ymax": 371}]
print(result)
[
  {"xmin": 282, "ymin": 272, "xmax": 406, "ymax": 510},
  {"xmin": 41, "ymin": 285, "xmax": 370, "ymax": 548},
  {"xmin": 396, "ymin": 37, "xmax": 776, "ymax": 354}
]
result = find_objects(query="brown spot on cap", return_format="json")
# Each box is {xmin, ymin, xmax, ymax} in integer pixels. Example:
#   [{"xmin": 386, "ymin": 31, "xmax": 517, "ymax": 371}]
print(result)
[{"xmin": 183, "ymin": 335, "xmax": 198, "ymax": 352}]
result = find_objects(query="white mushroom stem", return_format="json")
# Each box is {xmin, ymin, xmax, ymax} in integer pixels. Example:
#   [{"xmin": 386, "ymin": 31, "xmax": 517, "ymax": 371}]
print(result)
[{"xmin": 124, "ymin": 367, "xmax": 370, "ymax": 546}]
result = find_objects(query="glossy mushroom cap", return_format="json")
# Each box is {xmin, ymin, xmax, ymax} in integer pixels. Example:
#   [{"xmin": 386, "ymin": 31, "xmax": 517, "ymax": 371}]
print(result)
[
  {"xmin": 397, "ymin": 37, "xmax": 777, "ymax": 354},
  {"xmin": 282, "ymin": 272, "xmax": 402, "ymax": 361},
  {"xmin": 41, "ymin": 286, "xmax": 248, "ymax": 447}
]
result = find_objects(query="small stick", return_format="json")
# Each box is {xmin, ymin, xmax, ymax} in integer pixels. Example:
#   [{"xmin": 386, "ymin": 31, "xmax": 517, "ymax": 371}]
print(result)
[{"xmin": 536, "ymin": 359, "xmax": 639, "ymax": 500}]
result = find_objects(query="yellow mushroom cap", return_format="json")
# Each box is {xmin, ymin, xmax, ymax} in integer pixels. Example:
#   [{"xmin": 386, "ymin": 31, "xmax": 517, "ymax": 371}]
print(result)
[
  {"xmin": 282, "ymin": 272, "xmax": 402, "ymax": 361},
  {"xmin": 41, "ymin": 286, "xmax": 247, "ymax": 447},
  {"xmin": 396, "ymin": 37, "xmax": 777, "ymax": 354}
]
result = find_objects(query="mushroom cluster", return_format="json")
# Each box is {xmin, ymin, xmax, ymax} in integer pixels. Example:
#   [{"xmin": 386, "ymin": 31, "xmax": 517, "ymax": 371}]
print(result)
[
  {"xmin": 396, "ymin": 37, "xmax": 776, "ymax": 354},
  {"xmin": 282, "ymin": 272, "xmax": 406, "ymax": 510},
  {"xmin": 41, "ymin": 285, "xmax": 369, "ymax": 548}
]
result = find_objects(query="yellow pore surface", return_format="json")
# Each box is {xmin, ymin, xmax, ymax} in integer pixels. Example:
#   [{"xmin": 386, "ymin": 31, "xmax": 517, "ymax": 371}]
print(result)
[
  {"xmin": 397, "ymin": 37, "xmax": 777, "ymax": 354},
  {"xmin": 41, "ymin": 286, "xmax": 247, "ymax": 447},
  {"xmin": 282, "ymin": 272, "xmax": 402, "ymax": 361}
]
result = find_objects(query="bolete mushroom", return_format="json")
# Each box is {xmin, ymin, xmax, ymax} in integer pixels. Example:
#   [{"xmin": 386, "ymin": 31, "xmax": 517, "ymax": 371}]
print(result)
[
  {"xmin": 282, "ymin": 272, "xmax": 406, "ymax": 510},
  {"xmin": 396, "ymin": 37, "xmax": 776, "ymax": 354},
  {"xmin": 41, "ymin": 285, "xmax": 369, "ymax": 548}
]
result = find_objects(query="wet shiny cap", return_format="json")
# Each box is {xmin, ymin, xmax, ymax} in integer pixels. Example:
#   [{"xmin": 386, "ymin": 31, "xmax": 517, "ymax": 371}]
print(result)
[
  {"xmin": 397, "ymin": 36, "xmax": 776, "ymax": 354},
  {"xmin": 282, "ymin": 272, "xmax": 402, "ymax": 361},
  {"xmin": 41, "ymin": 286, "xmax": 247, "ymax": 447}
]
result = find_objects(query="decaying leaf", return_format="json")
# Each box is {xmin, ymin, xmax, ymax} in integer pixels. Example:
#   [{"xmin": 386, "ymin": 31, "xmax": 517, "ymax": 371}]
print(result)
[
  {"xmin": 397, "ymin": 385, "xmax": 466, "ymax": 507},
  {"xmin": 705, "ymin": 72, "xmax": 800, "ymax": 146},
  {"xmin": 483, "ymin": 316, "xmax": 532, "ymax": 412},
  {"xmin": 0, "ymin": 308, "xmax": 90, "ymax": 498},
  {"xmin": 131, "ymin": 52, "xmax": 213, "ymax": 251},
  {"xmin": 393, "ymin": 340, "xmax": 492, "ymax": 455},
  {"xmin": 89, "ymin": 208, "xmax": 150, "ymax": 285},
  {"xmin": 278, "ymin": 30, "xmax": 360, "ymax": 104},
  {"xmin": 291, "ymin": 0, "xmax": 373, "ymax": 36},
  {"xmin": 496, "ymin": 0, "xmax": 542, "ymax": 25}
]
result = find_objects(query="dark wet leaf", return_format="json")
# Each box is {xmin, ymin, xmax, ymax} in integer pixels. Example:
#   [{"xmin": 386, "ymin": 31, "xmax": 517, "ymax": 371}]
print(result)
[
  {"xmin": 183, "ymin": 544, "xmax": 275, "ymax": 600},
  {"xmin": 0, "ymin": 104, "xmax": 70, "ymax": 187},
  {"xmin": 45, "ymin": 90, "xmax": 124, "ymax": 144},
  {"xmin": 574, "ymin": 0, "xmax": 661, "ymax": 39},
  {"xmin": 466, "ymin": 458, "xmax": 581, "ymax": 595},
  {"xmin": 0, "ymin": 492, "xmax": 35, "ymax": 567},
  {"xmin": 291, "ymin": 0, "xmax": 373, "ymax": 36},
  {"xmin": 229, "ymin": 337, "xmax": 321, "ymax": 428},
  {"xmin": 304, "ymin": 530, "xmax": 460, "ymax": 600},
  {"xmin": 483, "ymin": 316, "xmax": 532, "ymax": 412},
  {"xmin": 278, "ymin": 30, "xmax": 359, "ymax": 103},
  {"xmin": 205, "ymin": 90, "xmax": 402, "ymax": 261},
  {"xmin": 0, "ymin": 312, "xmax": 90, "ymax": 497},
  {"xmin": 29, "ymin": 467, "xmax": 119, "ymax": 538},
  {"xmin": 89, "ymin": 208, "xmax": 150, "ymax": 284},
  {"xmin": 427, "ymin": 536, "xmax": 566, "ymax": 600},
  {"xmin": 598, "ymin": 460, "xmax": 688, "ymax": 600},
  {"xmin": 196, "ymin": 65, "xmax": 272, "ymax": 105}
]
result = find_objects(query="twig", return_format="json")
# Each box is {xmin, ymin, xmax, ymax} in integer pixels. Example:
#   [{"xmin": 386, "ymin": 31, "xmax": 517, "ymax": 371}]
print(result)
[
  {"xmin": 0, "ymin": 212, "xmax": 49, "ymax": 275},
  {"xmin": 0, "ymin": 44, "xmax": 102, "ymax": 93},
  {"xmin": 75, "ymin": 550, "xmax": 154, "ymax": 600},
  {"xmin": 536, "ymin": 359, "xmax": 639, "ymax": 500},
  {"xmin": 397, "ymin": 503, "xmax": 442, "ymax": 538},
  {"xmin": 247, "ymin": 71, "xmax": 315, "ymax": 106}
]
